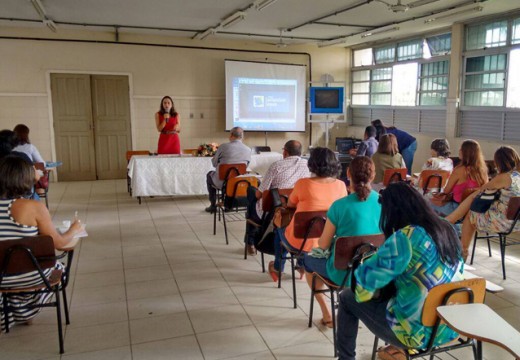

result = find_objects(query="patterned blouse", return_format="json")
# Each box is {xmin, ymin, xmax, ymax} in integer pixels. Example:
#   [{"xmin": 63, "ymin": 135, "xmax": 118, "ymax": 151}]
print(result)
[{"xmin": 354, "ymin": 225, "xmax": 464, "ymax": 349}]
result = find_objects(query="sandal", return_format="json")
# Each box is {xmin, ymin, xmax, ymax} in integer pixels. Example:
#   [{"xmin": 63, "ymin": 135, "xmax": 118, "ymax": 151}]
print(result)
[
  {"xmin": 320, "ymin": 318, "xmax": 333, "ymax": 328},
  {"xmin": 377, "ymin": 345, "xmax": 407, "ymax": 360},
  {"xmin": 268, "ymin": 261, "xmax": 279, "ymax": 283}
]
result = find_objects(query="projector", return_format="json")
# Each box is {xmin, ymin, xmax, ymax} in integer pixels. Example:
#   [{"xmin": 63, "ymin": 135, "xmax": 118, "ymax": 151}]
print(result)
[{"xmin": 390, "ymin": 3, "xmax": 409, "ymax": 12}]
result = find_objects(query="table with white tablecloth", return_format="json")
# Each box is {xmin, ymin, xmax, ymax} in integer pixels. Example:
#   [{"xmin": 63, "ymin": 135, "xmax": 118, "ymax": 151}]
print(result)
[{"xmin": 127, "ymin": 152, "xmax": 282, "ymax": 200}]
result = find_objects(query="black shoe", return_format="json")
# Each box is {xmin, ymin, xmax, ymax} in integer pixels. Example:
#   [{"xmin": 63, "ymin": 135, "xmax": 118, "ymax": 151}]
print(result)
[
  {"xmin": 224, "ymin": 207, "xmax": 233, "ymax": 212},
  {"xmin": 205, "ymin": 205, "xmax": 216, "ymax": 213}
]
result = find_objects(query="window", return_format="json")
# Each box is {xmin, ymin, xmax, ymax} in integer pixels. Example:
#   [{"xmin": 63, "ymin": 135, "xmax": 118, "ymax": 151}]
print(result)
[
  {"xmin": 352, "ymin": 70, "xmax": 370, "ymax": 105},
  {"xmin": 392, "ymin": 63, "xmax": 418, "ymax": 106},
  {"xmin": 466, "ymin": 20, "xmax": 508, "ymax": 50},
  {"xmin": 507, "ymin": 49, "xmax": 520, "ymax": 108},
  {"xmin": 419, "ymin": 61, "xmax": 449, "ymax": 105},
  {"xmin": 397, "ymin": 39, "xmax": 422, "ymax": 61},
  {"xmin": 513, "ymin": 19, "xmax": 520, "ymax": 45},
  {"xmin": 353, "ymin": 48, "xmax": 373, "ymax": 67},
  {"xmin": 370, "ymin": 68, "xmax": 392, "ymax": 105},
  {"xmin": 426, "ymin": 33, "xmax": 452, "ymax": 56},
  {"xmin": 374, "ymin": 45, "xmax": 395, "ymax": 64},
  {"xmin": 463, "ymin": 54, "xmax": 506, "ymax": 106}
]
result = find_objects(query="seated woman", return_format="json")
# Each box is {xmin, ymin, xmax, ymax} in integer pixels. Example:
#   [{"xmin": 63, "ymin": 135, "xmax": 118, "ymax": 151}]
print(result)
[
  {"xmin": 371, "ymin": 133, "xmax": 405, "ymax": 184},
  {"xmin": 269, "ymin": 147, "xmax": 347, "ymax": 282},
  {"xmin": 13, "ymin": 124, "xmax": 45, "ymax": 165},
  {"xmin": 302, "ymin": 156, "xmax": 381, "ymax": 327},
  {"xmin": 336, "ymin": 182, "xmax": 464, "ymax": 360},
  {"xmin": 0, "ymin": 155, "xmax": 81, "ymax": 331},
  {"xmin": 422, "ymin": 138, "xmax": 453, "ymax": 172},
  {"xmin": 446, "ymin": 146, "xmax": 520, "ymax": 260},
  {"xmin": 430, "ymin": 139, "xmax": 488, "ymax": 216}
]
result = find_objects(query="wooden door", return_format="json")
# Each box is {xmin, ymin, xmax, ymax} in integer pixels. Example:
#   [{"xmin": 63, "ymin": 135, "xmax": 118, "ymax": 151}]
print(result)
[
  {"xmin": 91, "ymin": 75, "xmax": 131, "ymax": 180},
  {"xmin": 51, "ymin": 74, "xmax": 96, "ymax": 181}
]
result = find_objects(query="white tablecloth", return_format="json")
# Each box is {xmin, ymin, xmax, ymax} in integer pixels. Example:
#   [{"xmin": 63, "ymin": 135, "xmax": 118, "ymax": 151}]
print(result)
[{"xmin": 128, "ymin": 152, "xmax": 282, "ymax": 197}]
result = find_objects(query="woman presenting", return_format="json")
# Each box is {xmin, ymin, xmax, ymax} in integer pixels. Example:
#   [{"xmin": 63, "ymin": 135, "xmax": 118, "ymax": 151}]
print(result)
[{"xmin": 155, "ymin": 96, "xmax": 180, "ymax": 154}]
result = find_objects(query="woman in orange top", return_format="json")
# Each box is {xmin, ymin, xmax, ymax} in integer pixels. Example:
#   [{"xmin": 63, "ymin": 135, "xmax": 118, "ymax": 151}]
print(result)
[{"xmin": 269, "ymin": 147, "xmax": 347, "ymax": 282}]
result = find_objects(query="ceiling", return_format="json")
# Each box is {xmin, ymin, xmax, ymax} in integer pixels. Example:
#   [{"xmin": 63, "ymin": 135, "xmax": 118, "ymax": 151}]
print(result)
[{"xmin": 1, "ymin": 0, "xmax": 519, "ymax": 48}]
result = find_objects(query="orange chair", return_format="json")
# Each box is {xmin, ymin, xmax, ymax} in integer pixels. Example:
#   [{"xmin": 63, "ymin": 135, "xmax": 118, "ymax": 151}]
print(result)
[
  {"xmin": 418, "ymin": 169, "xmax": 450, "ymax": 194},
  {"xmin": 382, "ymin": 168, "xmax": 407, "ymax": 187}
]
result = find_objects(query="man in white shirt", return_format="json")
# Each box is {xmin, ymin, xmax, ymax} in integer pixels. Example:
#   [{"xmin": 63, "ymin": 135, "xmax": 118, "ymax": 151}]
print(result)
[{"xmin": 245, "ymin": 140, "xmax": 310, "ymax": 255}]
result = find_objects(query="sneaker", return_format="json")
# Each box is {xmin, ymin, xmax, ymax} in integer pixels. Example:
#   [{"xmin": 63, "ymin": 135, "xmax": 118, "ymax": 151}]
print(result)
[{"xmin": 205, "ymin": 205, "xmax": 216, "ymax": 213}]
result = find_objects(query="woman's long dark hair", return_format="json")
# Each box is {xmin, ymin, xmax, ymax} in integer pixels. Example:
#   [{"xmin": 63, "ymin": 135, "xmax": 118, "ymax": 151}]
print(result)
[
  {"xmin": 379, "ymin": 182, "xmax": 460, "ymax": 263},
  {"xmin": 159, "ymin": 96, "xmax": 178, "ymax": 117}
]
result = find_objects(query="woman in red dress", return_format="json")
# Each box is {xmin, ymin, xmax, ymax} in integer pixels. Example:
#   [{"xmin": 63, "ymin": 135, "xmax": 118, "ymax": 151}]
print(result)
[{"xmin": 155, "ymin": 96, "xmax": 181, "ymax": 154}]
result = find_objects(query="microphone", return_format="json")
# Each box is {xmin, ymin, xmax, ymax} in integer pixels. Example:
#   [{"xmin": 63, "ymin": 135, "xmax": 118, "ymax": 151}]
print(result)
[{"xmin": 164, "ymin": 108, "xmax": 170, "ymax": 123}]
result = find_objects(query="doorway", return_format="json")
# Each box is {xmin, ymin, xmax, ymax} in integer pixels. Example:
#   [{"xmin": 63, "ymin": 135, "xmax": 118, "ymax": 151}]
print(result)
[{"xmin": 50, "ymin": 74, "xmax": 131, "ymax": 181}]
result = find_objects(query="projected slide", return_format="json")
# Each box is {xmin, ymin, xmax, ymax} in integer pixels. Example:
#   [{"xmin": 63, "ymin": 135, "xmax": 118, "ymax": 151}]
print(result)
[{"xmin": 226, "ymin": 60, "xmax": 306, "ymax": 132}]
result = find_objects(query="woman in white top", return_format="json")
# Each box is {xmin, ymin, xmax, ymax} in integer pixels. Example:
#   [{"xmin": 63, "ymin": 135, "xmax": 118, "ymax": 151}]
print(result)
[
  {"xmin": 13, "ymin": 124, "xmax": 45, "ymax": 165},
  {"xmin": 422, "ymin": 138, "xmax": 453, "ymax": 172}
]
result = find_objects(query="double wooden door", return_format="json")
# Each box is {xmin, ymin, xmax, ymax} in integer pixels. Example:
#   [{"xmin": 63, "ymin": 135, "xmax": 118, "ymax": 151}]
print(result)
[{"xmin": 50, "ymin": 74, "xmax": 131, "ymax": 181}]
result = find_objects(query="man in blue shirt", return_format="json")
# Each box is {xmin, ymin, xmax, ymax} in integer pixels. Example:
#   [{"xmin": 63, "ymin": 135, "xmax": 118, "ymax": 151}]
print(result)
[{"xmin": 350, "ymin": 126, "xmax": 378, "ymax": 158}]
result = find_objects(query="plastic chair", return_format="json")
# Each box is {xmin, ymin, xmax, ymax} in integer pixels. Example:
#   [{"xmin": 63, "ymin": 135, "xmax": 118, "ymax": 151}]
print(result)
[
  {"xmin": 382, "ymin": 168, "xmax": 407, "ymax": 187},
  {"xmin": 470, "ymin": 196, "xmax": 520, "ymax": 279},
  {"xmin": 417, "ymin": 169, "xmax": 450, "ymax": 194},
  {"xmin": 214, "ymin": 174, "xmax": 259, "ymax": 245},
  {"xmin": 278, "ymin": 210, "xmax": 327, "ymax": 309},
  {"xmin": 251, "ymin": 146, "xmax": 271, "ymax": 154},
  {"xmin": 0, "ymin": 236, "xmax": 67, "ymax": 353},
  {"xmin": 34, "ymin": 162, "xmax": 50, "ymax": 208},
  {"xmin": 371, "ymin": 277, "xmax": 486, "ymax": 360},
  {"xmin": 126, "ymin": 150, "xmax": 150, "ymax": 195},
  {"xmin": 308, "ymin": 234, "xmax": 385, "ymax": 356}
]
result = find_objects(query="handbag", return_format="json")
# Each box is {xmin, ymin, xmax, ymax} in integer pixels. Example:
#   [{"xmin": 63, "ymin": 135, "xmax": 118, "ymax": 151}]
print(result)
[
  {"xmin": 273, "ymin": 207, "xmax": 295, "ymax": 228},
  {"xmin": 470, "ymin": 189, "xmax": 501, "ymax": 213},
  {"xmin": 429, "ymin": 192, "xmax": 453, "ymax": 207}
]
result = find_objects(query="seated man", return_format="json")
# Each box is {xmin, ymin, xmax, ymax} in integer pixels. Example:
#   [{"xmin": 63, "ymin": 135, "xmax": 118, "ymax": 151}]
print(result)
[
  {"xmin": 349, "ymin": 125, "xmax": 378, "ymax": 158},
  {"xmin": 245, "ymin": 140, "xmax": 310, "ymax": 255},
  {"xmin": 205, "ymin": 127, "xmax": 251, "ymax": 213}
]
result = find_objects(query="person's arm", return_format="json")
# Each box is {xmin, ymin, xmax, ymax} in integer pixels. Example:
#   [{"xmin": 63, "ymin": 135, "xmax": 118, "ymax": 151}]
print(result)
[
  {"xmin": 317, "ymin": 219, "xmax": 336, "ymax": 250},
  {"xmin": 33, "ymin": 202, "xmax": 82, "ymax": 249},
  {"xmin": 287, "ymin": 181, "xmax": 300, "ymax": 209},
  {"xmin": 442, "ymin": 166, "xmax": 464, "ymax": 195},
  {"xmin": 354, "ymin": 229, "xmax": 412, "ymax": 302},
  {"xmin": 479, "ymin": 172, "xmax": 512, "ymax": 191},
  {"xmin": 155, "ymin": 112, "xmax": 166, "ymax": 132},
  {"xmin": 174, "ymin": 115, "xmax": 181, "ymax": 133},
  {"xmin": 31, "ymin": 145, "xmax": 45, "ymax": 165},
  {"xmin": 355, "ymin": 142, "xmax": 367, "ymax": 157},
  {"xmin": 211, "ymin": 146, "xmax": 223, "ymax": 167}
]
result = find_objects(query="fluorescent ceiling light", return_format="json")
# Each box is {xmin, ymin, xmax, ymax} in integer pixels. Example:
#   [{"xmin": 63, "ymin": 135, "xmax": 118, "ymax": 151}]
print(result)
[
  {"xmin": 318, "ymin": 37, "xmax": 347, "ymax": 48},
  {"xmin": 361, "ymin": 26, "xmax": 399, "ymax": 38},
  {"xmin": 254, "ymin": 0, "xmax": 278, "ymax": 11},
  {"xmin": 194, "ymin": 28, "xmax": 216, "ymax": 40},
  {"xmin": 30, "ymin": 0, "xmax": 47, "ymax": 18},
  {"xmin": 424, "ymin": 6, "xmax": 483, "ymax": 23},
  {"xmin": 220, "ymin": 11, "xmax": 246, "ymax": 29},
  {"xmin": 44, "ymin": 19, "xmax": 57, "ymax": 32}
]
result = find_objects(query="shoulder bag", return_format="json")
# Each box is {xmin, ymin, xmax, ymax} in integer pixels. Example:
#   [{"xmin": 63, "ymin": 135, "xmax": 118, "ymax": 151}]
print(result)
[{"xmin": 470, "ymin": 189, "xmax": 501, "ymax": 213}]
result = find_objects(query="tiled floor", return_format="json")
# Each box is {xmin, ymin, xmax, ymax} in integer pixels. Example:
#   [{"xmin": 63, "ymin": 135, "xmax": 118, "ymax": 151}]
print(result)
[{"xmin": 1, "ymin": 180, "xmax": 519, "ymax": 359}]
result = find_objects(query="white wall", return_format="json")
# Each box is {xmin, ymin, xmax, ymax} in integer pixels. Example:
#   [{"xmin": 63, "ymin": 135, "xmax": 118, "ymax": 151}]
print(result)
[{"xmin": 0, "ymin": 27, "xmax": 348, "ymax": 164}]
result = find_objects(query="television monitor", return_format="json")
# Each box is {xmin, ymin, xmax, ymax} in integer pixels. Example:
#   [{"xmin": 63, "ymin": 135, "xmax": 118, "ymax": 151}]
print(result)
[{"xmin": 310, "ymin": 87, "xmax": 344, "ymax": 114}]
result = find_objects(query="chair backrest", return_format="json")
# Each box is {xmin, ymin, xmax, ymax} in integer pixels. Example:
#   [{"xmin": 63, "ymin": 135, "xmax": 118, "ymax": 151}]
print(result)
[
  {"xmin": 225, "ymin": 176, "xmax": 260, "ymax": 198},
  {"xmin": 34, "ymin": 162, "xmax": 46, "ymax": 172},
  {"xmin": 382, "ymin": 168, "xmax": 407, "ymax": 187},
  {"xmin": 126, "ymin": 150, "xmax": 150, "ymax": 162},
  {"xmin": 261, "ymin": 188, "xmax": 293, "ymax": 212},
  {"xmin": 251, "ymin": 146, "xmax": 271, "ymax": 154},
  {"xmin": 461, "ymin": 187, "xmax": 479, "ymax": 202},
  {"xmin": 421, "ymin": 278, "xmax": 486, "ymax": 326},
  {"xmin": 218, "ymin": 163, "xmax": 247, "ymax": 180},
  {"xmin": 333, "ymin": 234, "xmax": 386, "ymax": 271},
  {"xmin": 293, "ymin": 210, "xmax": 327, "ymax": 240},
  {"xmin": 506, "ymin": 196, "xmax": 520, "ymax": 221},
  {"xmin": 182, "ymin": 148, "xmax": 198, "ymax": 156},
  {"xmin": 0, "ymin": 235, "xmax": 56, "ymax": 276},
  {"xmin": 418, "ymin": 170, "xmax": 450, "ymax": 193}
]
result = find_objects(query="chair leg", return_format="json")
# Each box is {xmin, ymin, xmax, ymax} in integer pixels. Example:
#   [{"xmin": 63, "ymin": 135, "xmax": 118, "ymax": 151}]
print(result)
[
  {"xmin": 261, "ymin": 252, "xmax": 265, "ymax": 273},
  {"xmin": 62, "ymin": 287, "xmax": 70, "ymax": 325},
  {"xmin": 470, "ymin": 233, "xmax": 477, "ymax": 265},
  {"xmin": 371, "ymin": 337, "xmax": 379, "ymax": 360},
  {"xmin": 290, "ymin": 255, "xmax": 297, "ymax": 308},
  {"xmin": 277, "ymin": 253, "xmax": 283, "ymax": 289},
  {"xmin": 244, "ymin": 242, "xmax": 248, "ymax": 260},
  {"xmin": 44, "ymin": 193, "xmax": 49, "ymax": 208},
  {"xmin": 222, "ymin": 211, "xmax": 228, "ymax": 245},
  {"xmin": 308, "ymin": 274, "xmax": 316, "ymax": 328},
  {"xmin": 2, "ymin": 293, "xmax": 10, "ymax": 333},
  {"xmin": 500, "ymin": 235, "xmax": 507, "ymax": 280},
  {"xmin": 331, "ymin": 289, "xmax": 337, "ymax": 357},
  {"xmin": 213, "ymin": 207, "xmax": 217, "ymax": 235},
  {"xmin": 55, "ymin": 288, "xmax": 64, "ymax": 354},
  {"xmin": 487, "ymin": 237, "xmax": 492, "ymax": 257}
]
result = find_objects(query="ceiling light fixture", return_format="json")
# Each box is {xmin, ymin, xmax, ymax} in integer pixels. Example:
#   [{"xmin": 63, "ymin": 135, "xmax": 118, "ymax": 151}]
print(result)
[
  {"xmin": 30, "ymin": 0, "xmax": 58, "ymax": 32},
  {"xmin": 193, "ymin": 28, "xmax": 216, "ymax": 40},
  {"xmin": 254, "ymin": 0, "xmax": 278, "ymax": 11},
  {"xmin": 318, "ymin": 37, "xmax": 348, "ymax": 48},
  {"xmin": 44, "ymin": 19, "xmax": 57, "ymax": 32},
  {"xmin": 360, "ymin": 26, "xmax": 399, "ymax": 38},
  {"xmin": 424, "ymin": 6, "xmax": 483, "ymax": 23},
  {"xmin": 220, "ymin": 11, "xmax": 246, "ymax": 29}
]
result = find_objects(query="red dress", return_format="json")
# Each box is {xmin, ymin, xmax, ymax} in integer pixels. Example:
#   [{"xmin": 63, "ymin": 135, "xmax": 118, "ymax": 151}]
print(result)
[{"xmin": 157, "ymin": 112, "xmax": 180, "ymax": 154}]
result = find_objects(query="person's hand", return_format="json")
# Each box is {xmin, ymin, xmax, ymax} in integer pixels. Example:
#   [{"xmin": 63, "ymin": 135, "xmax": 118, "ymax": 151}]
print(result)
[
  {"xmin": 164, "ymin": 113, "xmax": 170, "ymax": 123},
  {"xmin": 68, "ymin": 219, "xmax": 82, "ymax": 235},
  {"xmin": 349, "ymin": 148, "xmax": 357, "ymax": 156}
]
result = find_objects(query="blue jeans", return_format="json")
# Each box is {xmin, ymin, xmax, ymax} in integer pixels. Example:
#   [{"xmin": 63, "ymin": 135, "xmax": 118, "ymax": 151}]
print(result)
[
  {"xmin": 337, "ymin": 289, "xmax": 403, "ymax": 360},
  {"xmin": 430, "ymin": 200, "xmax": 458, "ymax": 217},
  {"xmin": 303, "ymin": 253, "xmax": 328, "ymax": 277},
  {"xmin": 273, "ymin": 227, "xmax": 302, "ymax": 272},
  {"xmin": 401, "ymin": 140, "xmax": 417, "ymax": 175}
]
